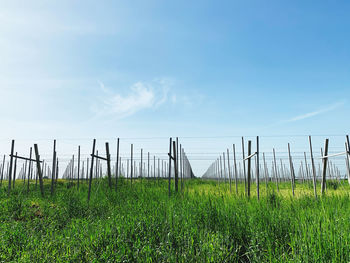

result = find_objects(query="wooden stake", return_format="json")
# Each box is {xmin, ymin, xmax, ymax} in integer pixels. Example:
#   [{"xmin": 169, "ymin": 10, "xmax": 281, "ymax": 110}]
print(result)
[
  {"xmin": 321, "ymin": 139, "xmax": 329, "ymax": 194},
  {"xmin": 88, "ymin": 139, "xmax": 96, "ymax": 202},
  {"xmin": 256, "ymin": 136, "xmax": 260, "ymax": 200},
  {"xmin": 168, "ymin": 138, "xmax": 172, "ymax": 196},
  {"xmin": 116, "ymin": 138, "xmax": 120, "ymax": 190},
  {"xmin": 8, "ymin": 140, "xmax": 15, "ymax": 194},
  {"xmin": 173, "ymin": 141, "xmax": 178, "ymax": 192},
  {"xmin": 247, "ymin": 140, "xmax": 252, "ymax": 198},
  {"xmin": 242, "ymin": 137, "xmax": 247, "ymax": 195},
  {"xmin": 233, "ymin": 144, "xmax": 238, "ymax": 194},
  {"xmin": 288, "ymin": 143, "xmax": 295, "ymax": 197},
  {"xmin": 77, "ymin": 145, "xmax": 80, "ymax": 189},
  {"xmin": 272, "ymin": 148, "xmax": 279, "ymax": 191},
  {"xmin": 309, "ymin": 136, "xmax": 317, "ymax": 199},
  {"xmin": 106, "ymin": 142, "xmax": 112, "ymax": 188},
  {"xmin": 51, "ymin": 140, "xmax": 56, "ymax": 195},
  {"xmin": 33, "ymin": 144, "xmax": 44, "ymax": 197}
]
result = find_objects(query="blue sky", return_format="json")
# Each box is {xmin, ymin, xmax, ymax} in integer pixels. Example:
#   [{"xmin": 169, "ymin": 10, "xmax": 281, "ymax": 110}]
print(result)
[{"xmin": 1, "ymin": 1, "xmax": 350, "ymax": 175}]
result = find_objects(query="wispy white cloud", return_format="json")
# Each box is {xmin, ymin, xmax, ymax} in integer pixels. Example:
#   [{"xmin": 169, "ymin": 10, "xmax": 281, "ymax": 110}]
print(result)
[
  {"xmin": 92, "ymin": 79, "xmax": 170, "ymax": 118},
  {"xmin": 285, "ymin": 101, "xmax": 345, "ymax": 123}
]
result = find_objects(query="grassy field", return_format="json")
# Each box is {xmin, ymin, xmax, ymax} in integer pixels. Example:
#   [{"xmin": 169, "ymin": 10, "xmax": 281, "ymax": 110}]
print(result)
[{"xmin": 0, "ymin": 178, "xmax": 350, "ymax": 262}]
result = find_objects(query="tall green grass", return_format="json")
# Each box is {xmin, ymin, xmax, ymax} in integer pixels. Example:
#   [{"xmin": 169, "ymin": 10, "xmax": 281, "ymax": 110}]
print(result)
[{"xmin": 0, "ymin": 179, "xmax": 349, "ymax": 262}]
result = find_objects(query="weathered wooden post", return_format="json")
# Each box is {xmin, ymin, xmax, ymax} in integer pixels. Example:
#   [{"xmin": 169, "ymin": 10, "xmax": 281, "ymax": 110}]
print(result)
[
  {"xmin": 13, "ymin": 152, "xmax": 17, "ymax": 188},
  {"xmin": 309, "ymin": 136, "xmax": 318, "ymax": 199},
  {"xmin": 263, "ymin": 153, "xmax": 268, "ymax": 189},
  {"xmin": 168, "ymin": 138, "xmax": 172, "ymax": 197},
  {"xmin": 0, "ymin": 155, "xmax": 5, "ymax": 186},
  {"xmin": 345, "ymin": 142, "xmax": 350, "ymax": 184},
  {"xmin": 77, "ymin": 145, "xmax": 80, "ymax": 189},
  {"xmin": 288, "ymin": 143, "xmax": 295, "ymax": 197},
  {"xmin": 23, "ymin": 159, "xmax": 27, "ymax": 185},
  {"xmin": 140, "ymin": 148, "xmax": 143, "ymax": 178},
  {"xmin": 51, "ymin": 140, "xmax": 56, "ymax": 195},
  {"xmin": 147, "ymin": 152, "xmax": 150, "ymax": 178},
  {"xmin": 34, "ymin": 144, "xmax": 45, "ymax": 197},
  {"xmin": 56, "ymin": 159, "xmax": 59, "ymax": 183},
  {"xmin": 242, "ymin": 137, "xmax": 247, "ymax": 195},
  {"xmin": 227, "ymin": 149, "xmax": 232, "ymax": 193},
  {"xmin": 72, "ymin": 154, "xmax": 75, "ymax": 182},
  {"xmin": 345, "ymin": 136, "xmax": 350, "ymax": 184},
  {"xmin": 256, "ymin": 136, "xmax": 260, "ymax": 200},
  {"xmin": 219, "ymin": 156, "xmax": 223, "ymax": 182},
  {"xmin": 115, "ymin": 138, "xmax": 120, "ymax": 190},
  {"xmin": 223, "ymin": 152, "xmax": 227, "ymax": 184},
  {"xmin": 321, "ymin": 139, "xmax": 329, "ymax": 195},
  {"xmin": 27, "ymin": 148, "xmax": 32, "ymax": 192},
  {"xmin": 130, "ymin": 144, "xmax": 133, "ymax": 184},
  {"xmin": 247, "ymin": 140, "xmax": 252, "ymax": 198},
  {"xmin": 88, "ymin": 139, "xmax": 96, "ymax": 202},
  {"xmin": 153, "ymin": 156, "xmax": 156, "ymax": 179},
  {"xmin": 273, "ymin": 148, "xmax": 279, "ymax": 192},
  {"xmin": 233, "ymin": 144, "xmax": 238, "ymax": 194},
  {"xmin": 106, "ymin": 142, "xmax": 112, "ymax": 188},
  {"xmin": 8, "ymin": 140, "xmax": 15, "ymax": 194},
  {"xmin": 304, "ymin": 152, "xmax": 310, "ymax": 182},
  {"xmin": 173, "ymin": 141, "xmax": 178, "ymax": 193},
  {"xmin": 180, "ymin": 144, "xmax": 183, "ymax": 192}
]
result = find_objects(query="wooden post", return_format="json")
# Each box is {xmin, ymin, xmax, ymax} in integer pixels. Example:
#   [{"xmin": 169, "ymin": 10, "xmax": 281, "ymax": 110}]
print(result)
[
  {"xmin": 309, "ymin": 136, "xmax": 317, "ymax": 199},
  {"xmin": 233, "ymin": 144, "xmax": 238, "ymax": 194},
  {"xmin": 227, "ymin": 149, "xmax": 232, "ymax": 193},
  {"xmin": 0, "ymin": 155, "xmax": 5, "ymax": 186},
  {"xmin": 33, "ymin": 144, "xmax": 45, "ymax": 197},
  {"xmin": 180, "ymin": 144, "xmax": 183, "ymax": 192},
  {"xmin": 273, "ymin": 148, "xmax": 279, "ymax": 192},
  {"xmin": 168, "ymin": 138, "xmax": 172, "ymax": 197},
  {"xmin": 130, "ymin": 144, "xmax": 133, "ymax": 184},
  {"xmin": 345, "ymin": 142, "xmax": 350, "ymax": 184},
  {"xmin": 51, "ymin": 140, "xmax": 56, "ymax": 195},
  {"xmin": 8, "ymin": 140, "xmax": 15, "ymax": 194},
  {"xmin": 153, "ymin": 155, "xmax": 156, "ymax": 179},
  {"xmin": 72, "ymin": 154, "xmax": 75, "ymax": 182},
  {"xmin": 247, "ymin": 140, "xmax": 252, "ymax": 198},
  {"xmin": 222, "ymin": 152, "xmax": 226, "ymax": 187},
  {"xmin": 106, "ymin": 142, "xmax": 112, "ymax": 188},
  {"xmin": 176, "ymin": 137, "xmax": 179, "ymax": 183},
  {"xmin": 345, "ymin": 135, "xmax": 350, "ymax": 185},
  {"xmin": 219, "ymin": 156, "xmax": 223, "ymax": 182},
  {"xmin": 140, "ymin": 148, "xmax": 143, "ymax": 178},
  {"xmin": 13, "ymin": 152, "xmax": 17, "ymax": 188},
  {"xmin": 81, "ymin": 161, "xmax": 84, "ymax": 182},
  {"xmin": 242, "ymin": 137, "xmax": 247, "ymax": 195},
  {"xmin": 300, "ymin": 161, "xmax": 305, "ymax": 184},
  {"xmin": 23, "ymin": 159, "xmax": 27, "ymax": 185},
  {"xmin": 181, "ymin": 148, "xmax": 185, "ymax": 191},
  {"xmin": 88, "ymin": 139, "xmax": 96, "ymax": 202},
  {"xmin": 116, "ymin": 138, "xmax": 120, "ymax": 190},
  {"xmin": 55, "ymin": 159, "xmax": 59, "ymax": 183},
  {"xmin": 77, "ymin": 145, "xmax": 80, "ymax": 189},
  {"xmin": 263, "ymin": 152, "xmax": 268, "ymax": 189},
  {"xmin": 321, "ymin": 139, "xmax": 329, "ymax": 195},
  {"xmin": 256, "ymin": 136, "xmax": 260, "ymax": 200},
  {"xmin": 27, "ymin": 148, "xmax": 32, "ymax": 192},
  {"xmin": 288, "ymin": 143, "xmax": 295, "ymax": 197},
  {"xmin": 304, "ymin": 152, "xmax": 310, "ymax": 182},
  {"xmin": 86, "ymin": 158, "xmax": 89, "ymax": 181},
  {"xmin": 173, "ymin": 141, "xmax": 178, "ymax": 193},
  {"xmin": 147, "ymin": 152, "xmax": 150, "ymax": 178}
]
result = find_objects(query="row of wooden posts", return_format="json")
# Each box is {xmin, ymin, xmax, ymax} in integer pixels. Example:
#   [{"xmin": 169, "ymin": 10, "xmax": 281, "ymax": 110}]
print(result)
[
  {"xmin": 0, "ymin": 137, "xmax": 194, "ymax": 202},
  {"xmin": 202, "ymin": 135, "xmax": 350, "ymax": 199}
]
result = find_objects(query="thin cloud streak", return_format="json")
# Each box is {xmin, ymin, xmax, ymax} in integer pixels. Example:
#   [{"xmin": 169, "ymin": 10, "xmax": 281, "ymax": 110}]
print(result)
[
  {"xmin": 286, "ymin": 101, "xmax": 345, "ymax": 123},
  {"xmin": 91, "ymin": 79, "xmax": 171, "ymax": 119}
]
